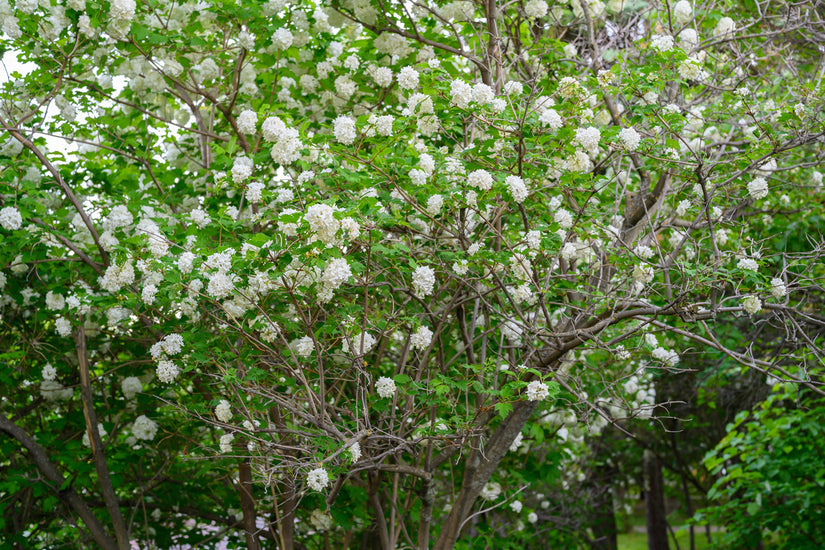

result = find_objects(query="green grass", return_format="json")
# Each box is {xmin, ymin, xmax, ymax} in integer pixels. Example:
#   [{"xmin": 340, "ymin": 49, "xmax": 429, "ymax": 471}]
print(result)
[{"xmin": 618, "ymin": 527, "xmax": 717, "ymax": 550}]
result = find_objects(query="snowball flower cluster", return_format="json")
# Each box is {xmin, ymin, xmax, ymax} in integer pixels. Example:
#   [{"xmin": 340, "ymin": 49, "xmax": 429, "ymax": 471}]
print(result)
[
  {"xmin": 748, "ymin": 177, "xmax": 768, "ymax": 199},
  {"xmin": 618, "ymin": 127, "xmax": 641, "ymax": 151},
  {"xmin": 526, "ymin": 380, "xmax": 550, "ymax": 401},
  {"xmin": 714, "ymin": 16, "xmax": 735, "ymax": 37},
  {"xmin": 45, "ymin": 291, "xmax": 65, "ymax": 310},
  {"xmin": 99, "ymin": 261, "xmax": 135, "ymax": 293},
  {"xmin": 376, "ymin": 376, "xmax": 397, "ymax": 398},
  {"xmin": 307, "ymin": 467, "xmax": 330, "ymax": 491},
  {"xmin": 343, "ymin": 332, "xmax": 377, "ymax": 355},
  {"xmin": 231, "ymin": 155, "xmax": 254, "ymax": 183},
  {"xmin": 110, "ymin": 0, "xmax": 136, "ymax": 21},
  {"xmin": 410, "ymin": 325, "xmax": 433, "ymax": 351},
  {"xmin": 0, "ymin": 206, "xmax": 22, "ymax": 230},
  {"xmin": 42, "ymin": 364, "xmax": 57, "ymax": 381},
  {"xmin": 505, "ymin": 175, "xmax": 528, "ymax": 203},
  {"xmin": 770, "ymin": 277, "xmax": 787, "ymax": 299},
  {"xmin": 554, "ymin": 209, "xmax": 573, "ymax": 229},
  {"xmin": 575, "ymin": 127, "xmax": 601, "ymax": 154},
  {"xmin": 651, "ymin": 34, "xmax": 674, "ymax": 52},
  {"xmin": 132, "ymin": 415, "xmax": 158, "ymax": 441},
  {"xmin": 480, "ymin": 481, "xmax": 502, "ymax": 500},
  {"xmin": 673, "ymin": 0, "xmax": 692, "ymax": 25},
  {"xmin": 468, "ymin": 169, "xmax": 493, "ymax": 191},
  {"xmin": 151, "ymin": 334, "xmax": 183, "ymax": 383},
  {"xmin": 524, "ymin": 0, "xmax": 548, "ymax": 18},
  {"xmin": 272, "ymin": 27, "xmax": 293, "ymax": 49},
  {"xmin": 333, "ymin": 116, "xmax": 357, "ymax": 145},
  {"xmin": 121, "ymin": 376, "xmax": 142, "ymax": 399},
  {"xmin": 237, "ymin": 110, "xmax": 257, "ymax": 134},
  {"xmin": 412, "ymin": 265, "xmax": 436, "ymax": 297},
  {"xmin": 652, "ymin": 347, "xmax": 679, "ymax": 366},
  {"xmin": 215, "ymin": 399, "xmax": 233, "ymax": 423},
  {"xmin": 397, "ymin": 66, "xmax": 419, "ymax": 89},
  {"xmin": 737, "ymin": 257, "xmax": 758, "ymax": 272},
  {"xmin": 742, "ymin": 295, "xmax": 762, "ymax": 315},
  {"xmin": 539, "ymin": 108, "xmax": 562, "ymax": 131},
  {"xmin": 292, "ymin": 336, "xmax": 315, "ymax": 357},
  {"xmin": 318, "ymin": 258, "xmax": 352, "ymax": 302},
  {"xmin": 263, "ymin": 116, "xmax": 303, "ymax": 165},
  {"xmin": 305, "ymin": 203, "xmax": 340, "ymax": 246},
  {"xmin": 219, "ymin": 433, "xmax": 234, "ymax": 453}
]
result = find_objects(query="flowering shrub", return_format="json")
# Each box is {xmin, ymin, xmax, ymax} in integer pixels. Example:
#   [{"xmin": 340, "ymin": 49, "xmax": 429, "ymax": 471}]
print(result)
[{"xmin": 0, "ymin": 0, "xmax": 824, "ymax": 548}]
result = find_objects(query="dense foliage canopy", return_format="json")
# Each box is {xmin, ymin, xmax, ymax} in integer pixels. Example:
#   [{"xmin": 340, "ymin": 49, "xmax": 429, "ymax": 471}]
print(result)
[{"xmin": 1, "ymin": 0, "xmax": 824, "ymax": 548}]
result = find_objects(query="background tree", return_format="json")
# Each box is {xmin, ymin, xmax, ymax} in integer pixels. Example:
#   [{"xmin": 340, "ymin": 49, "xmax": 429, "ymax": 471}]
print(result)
[{"xmin": 1, "ymin": 0, "xmax": 824, "ymax": 548}]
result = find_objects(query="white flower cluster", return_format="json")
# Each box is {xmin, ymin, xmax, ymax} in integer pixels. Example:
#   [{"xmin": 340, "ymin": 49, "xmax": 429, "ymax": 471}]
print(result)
[
  {"xmin": 575, "ymin": 127, "xmax": 601, "ymax": 154},
  {"xmin": 539, "ymin": 108, "xmax": 563, "ymax": 131},
  {"xmin": 468, "ymin": 169, "xmax": 493, "ymax": 191},
  {"xmin": 231, "ymin": 155, "xmax": 254, "ymax": 183},
  {"xmin": 524, "ymin": 0, "xmax": 548, "ymax": 18},
  {"xmin": 135, "ymin": 218, "xmax": 169, "ymax": 257},
  {"xmin": 151, "ymin": 334, "xmax": 183, "ymax": 383},
  {"xmin": 121, "ymin": 376, "xmax": 142, "ymax": 399},
  {"xmin": 333, "ymin": 116, "xmax": 357, "ymax": 145},
  {"xmin": 219, "ymin": 433, "xmax": 234, "ymax": 453},
  {"xmin": 412, "ymin": 265, "xmax": 436, "ymax": 297},
  {"xmin": 318, "ymin": 257, "xmax": 352, "ymax": 303},
  {"xmin": 651, "ymin": 34, "xmax": 674, "ymax": 52},
  {"xmin": 99, "ymin": 261, "xmax": 136, "ymax": 293},
  {"xmin": 480, "ymin": 481, "xmax": 502, "ymax": 500},
  {"xmin": 45, "ymin": 291, "xmax": 65, "ymax": 310},
  {"xmin": 618, "ymin": 127, "xmax": 641, "ymax": 151},
  {"xmin": 410, "ymin": 325, "xmax": 433, "ymax": 351},
  {"xmin": 652, "ymin": 347, "xmax": 679, "ymax": 366},
  {"xmin": 305, "ymin": 203, "xmax": 340, "ymax": 246},
  {"xmin": 0, "ymin": 206, "xmax": 22, "ymax": 230},
  {"xmin": 307, "ymin": 467, "xmax": 330, "ymax": 491},
  {"xmin": 748, "ymin": 177, "xmax": 768, "ymax": 199},
  {"xmin": 742, "ymin": 295, "xmax": 762, "ymax": 315},
  {"xmin": 132, "ymin": 415, "xmax": 158, "ymax": 441},
  {"xmin": 505, "ymin": 175, "xmax": 528, "ymax": 203},
  {"xmin": 343, "ymin": 332, "xmax": 377, "ymax": 355},
  {"xmin": 237, "ymin": 110, "xmax": 257, "ymax": 134},
  {"xmin": 770, "ymin": 277, "xmax": 787, "ymax": 299},
  {"xmin": 737, "ymin": 257, "xmax": 758, "ymax": 272},
  {"xmin": 376, "ymin": 376, "xmax": 397, "ymax": 398},
  {"xmin": 262, "ymin": 116, "xmax": 303, "ymax": 165},
  {"xmin": 215, "ymin": 399, "xmax": 233, "ymax": 423},
  {"xmin": 397, "ymin": 66, "xmax": 419, "ymax": 90},
  {"xmin": 526, "ymin": 380, "xmax": 550, "ymax": 401}
]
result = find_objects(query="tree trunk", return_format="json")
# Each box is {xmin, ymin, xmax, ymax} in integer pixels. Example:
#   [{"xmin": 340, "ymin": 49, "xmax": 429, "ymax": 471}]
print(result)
[
  {"xmin": 586, "ymin": 436, "xmax": 618, "ymax": 550},
  {"xmin": 433, "ymin": 401, "xmax": 537, "ymax": 550},
  {"xmin": 644, "ymin": 452, "xmax": 669, "ymax": 550}
]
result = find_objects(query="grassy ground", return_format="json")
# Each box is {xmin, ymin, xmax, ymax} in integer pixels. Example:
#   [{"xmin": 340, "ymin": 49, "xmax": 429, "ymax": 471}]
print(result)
[{"xmin": 617, "ymin": 527, "xmax": 716, "ymax": 550}]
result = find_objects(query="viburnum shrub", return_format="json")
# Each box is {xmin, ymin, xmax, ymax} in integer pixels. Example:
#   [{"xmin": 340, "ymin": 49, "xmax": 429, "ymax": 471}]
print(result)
[{"xmin": 0, "ymin": 0, "xmax": 823, "ymax": 548}]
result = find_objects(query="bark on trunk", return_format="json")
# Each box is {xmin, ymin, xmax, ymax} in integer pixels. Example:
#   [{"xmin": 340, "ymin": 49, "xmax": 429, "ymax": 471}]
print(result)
[
  {"xmin": 644, "ymin": 452, "xmax": 669, "ymax": 550},
  {"xmin": 433, "ymin": 401, "xmax": 538, "ymax": 550},
  {"xmin": 76, "ymin": 327, "xmax": 130, "ymax": 550}
]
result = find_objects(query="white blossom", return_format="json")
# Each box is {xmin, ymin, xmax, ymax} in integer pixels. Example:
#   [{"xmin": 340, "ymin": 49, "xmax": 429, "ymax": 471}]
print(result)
[
  {"xmin": 748, "ymin": 177, "xmax": 768, "ymax": 200},
  {"xmin": 505, "ymin": 175, "xmax": 528, "ymax": 203},
  {"xmin": 742, "ymin": 295, "xmax": 762, "ymax": 315},
  {"xmin": 376, "ymin": 376, "xmax": 397, "ymax": 398},
  {"xmin": 215, "ymin": 400, "xmax": 233, "ymax": 423},
  {"xmin": 526, "ymin": 380, "xmax": 550, "ymax": 401},
  {"xmin": 307, "ymin": 467, "xmax": 330, "ymax": 491},
  {"xmin": 132, "ymin": 415, "xmax": 158, "ymax": 441},
  {"xmin": 219, "ymin": 433, "xmax": 234, "ymax": 453},
  {"xmin": 412, "ymin": 265, "xmax": 436, "ymax": 297},
  {"xmin": 121, "ymin": 377, "xmax": 142, "ymax": 399},
  {"xmin": 0, "ymin": 206, "xmax": 22, "ymax": 230},
  {"xmin": 770, "ymin": 277, "xmax": 787, "ymax": 299},
  {"xmin": 410, "ymin": 325, "xmax": 433, "ymax": 351}
]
